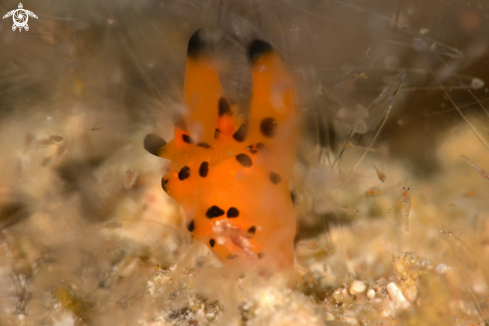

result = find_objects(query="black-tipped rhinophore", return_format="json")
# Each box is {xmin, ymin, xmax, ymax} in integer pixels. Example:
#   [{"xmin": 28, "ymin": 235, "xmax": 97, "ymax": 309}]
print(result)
[
  {"xmin": 218, "ymin": 97, "xmax": 231, "ymax": 116},
  {"xmin": 187, "ymin": 29, "xmax": 213, "ymax": 58},
  {"xmin": 247, "ymin": 39, "xmax": 273, "ymax": 63},
  {"xmin": 233, "ymin": 123, "xmax": 248, "ymax": 142},
  {"xmin": 173, "ymin": 113, "xmax": 188, "ymax": 130},
  {"xmin": 144, "ymin": 134, "xmax": 166, "ymax": 156}
]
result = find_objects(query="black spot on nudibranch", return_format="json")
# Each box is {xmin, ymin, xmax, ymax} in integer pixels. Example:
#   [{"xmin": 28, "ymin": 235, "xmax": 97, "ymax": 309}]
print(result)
[
  {"xmin": 248, "ymin": 39, "xmax": 274, "ymax": 64},
  {"xmin": 257, "ymin": 253, "xmax": 265, "ymax": 259},
  {"xmin": 236, "ymin": 154, "xmax": 252, "ymax": 168},
  {"xmin": 227, "ymin": 207, "xmax": 239, "ymax": 218},
  {"xmin": 218, "ymin": 97, "xmax": 231, "ymax": 116},
  {"xmin": 269, "ymin": 172, "xmax": 281, "ymax": 185},
  {"xmin": 187, "ymin": 220, "xmax": 195, "ymax": 232},
  {"xmin": 260, "ymin": 117, "xmax": 277, "ymax": 138},
  {"xmin": 246, "ymin": 144, "xmax": 259, "ymax": 154},
  {"xmin": 214, "ymin": 129, "xmax": 219, "ymax": 139},
  {"xmin": 178, "ymin": 166, "xmax": 190, "ymax": 180},
  {"xmin": 187, "ymin": 29, "xmax": 213, "ymax": 58},
  {"xmin": 199, "ymin": 162, "xmax": 209, "ymax": 178},
  {"xmin": 197, "ymin": 142, "xmax": 211, "ymax": 148},
  {"xmin": 290, "ymin": 191, "xmax": 295, "ymax": 204},
  {"xmin": 233, "ymin": 123, "xmax": 248, "ymax": 142},
  {"xmin": 206, "ymin": 206, "xmax": 225, "ymax": 219},
  {"xmin": 161, "ymin": 178, "xmax": 169, "ymax": 193},
  {"xmin": 144, "ymin": 134, "xmax": 166, "ymax": 156},
  {"xmin": 209, "ymin": 239, "xmax": 216, "ymax": 247},
  {"xmin": 182, "ymin": 134, "xmax": 193, "ymax": 144},
  {"xmin": 247, "ymin": 226, "xmax": 256, "ymax": 235}
]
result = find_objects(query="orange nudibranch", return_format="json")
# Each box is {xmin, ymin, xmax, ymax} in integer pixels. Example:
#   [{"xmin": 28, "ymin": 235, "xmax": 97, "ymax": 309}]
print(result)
[{"xmin": 144, "ymin": 29, "xmax": 297, "ymax": 269}]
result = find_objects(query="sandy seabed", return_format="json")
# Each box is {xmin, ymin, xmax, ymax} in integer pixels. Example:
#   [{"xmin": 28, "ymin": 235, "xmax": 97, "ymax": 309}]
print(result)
[{"xmin": 1, "ymin": 0, "xmax": 489, "ymax": 325}]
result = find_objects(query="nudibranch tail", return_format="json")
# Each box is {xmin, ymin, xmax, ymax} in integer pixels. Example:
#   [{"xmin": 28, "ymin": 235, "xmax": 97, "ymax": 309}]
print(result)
[
  {"xmin": 247, "ymin": 39, "xmax": 298, "ymax": 177},
  {"xmin": 183, "ymin": 29, "xmax": 222, "ymax": 147}
]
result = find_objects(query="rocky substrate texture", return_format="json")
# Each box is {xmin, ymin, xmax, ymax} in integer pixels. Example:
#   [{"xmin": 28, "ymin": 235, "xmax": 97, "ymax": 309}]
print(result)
[{"xmin": 2, "ymin": 126, "xmax": 488, "ymax": 326}]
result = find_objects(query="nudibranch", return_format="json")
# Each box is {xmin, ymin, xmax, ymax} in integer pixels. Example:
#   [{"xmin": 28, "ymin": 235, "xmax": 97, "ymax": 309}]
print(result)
[{"xmin": 144, "ymin": 29, "xmax": 297, "ymax": 269}]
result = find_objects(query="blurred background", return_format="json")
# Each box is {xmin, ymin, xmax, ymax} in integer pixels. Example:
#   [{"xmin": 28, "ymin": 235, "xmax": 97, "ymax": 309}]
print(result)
[{"xmin": 1, "ymin": 0, "xmax": 489, "ymax": 325}]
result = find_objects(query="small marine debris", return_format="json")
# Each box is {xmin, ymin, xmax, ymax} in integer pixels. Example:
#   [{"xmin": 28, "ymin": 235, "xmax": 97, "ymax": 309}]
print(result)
[
  {"xmin": 55, "ymin": 284, "xmax": 94, "ymax": 322},
  {"xmin": 435, "ymin": 264, "xmax": 452, "ymax": 274},
  {"xmin": 124, "ymin": 169, "xmax": 139, "ymax": 189},
  {"xmin": 349, "ymin": 280, "xmax": 367, "ymax": 295},
  {"xmin": 50, "ymin": 135, "xmax": 63, "ymax": 142},
  {"xmin": 386, "ymin": 282, "xmax": 410, "ymax": 310},
  {"xmin": 103, "ymin": 220, "xmax": 123, "ymax": 229},
  {"xmin": 419, "ymin": 27, "xmax": 429, "ymax": 35},
  {"xmin": 470, "ymin": 78, "xmax": 484, "ymax": 90},
  {"xmin": 399, "ymin": 186, "xmax": 411, "ymax": 231},
  {"xmin": 373, "ymin": 164, "xmax": 386, "ymax": 182},
  {"xmin": 461, "ymin": 155, "xmax": 489, "ymax": 180},
  {"xmin": 366, "ymin": 289, "xmax": 376, "ymax": 300},
  {"xmin": 365, "ymin": 187, "xmax": 382, "ymax": 197},
  {"xmin": 336, "ymin": 206, "xmax": 359, "ymax": 215}
]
